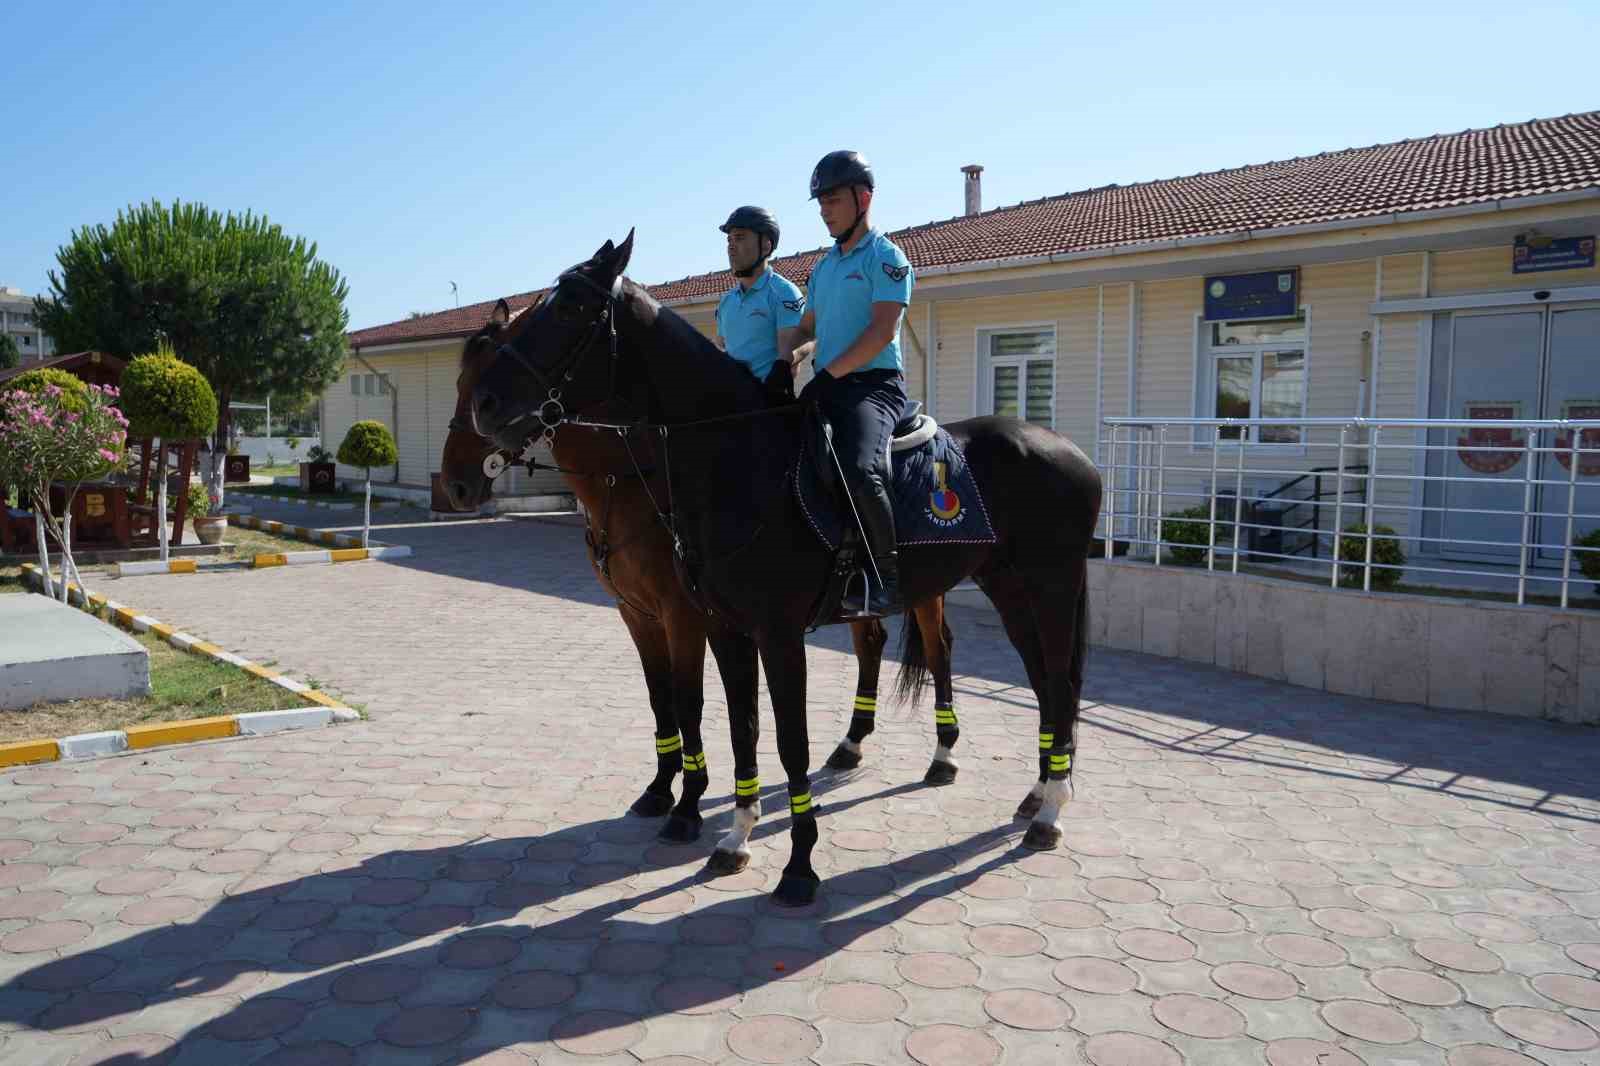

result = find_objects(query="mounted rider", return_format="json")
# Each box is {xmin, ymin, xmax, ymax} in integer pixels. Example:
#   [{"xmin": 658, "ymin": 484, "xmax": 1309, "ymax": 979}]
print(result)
[
  {"xmin": 787, "ymin": 150, "xmax": 913, "ymax": 617},
  {"xmin": 714, "ymin": 206, "xmax": 808, "ymax": 405}
]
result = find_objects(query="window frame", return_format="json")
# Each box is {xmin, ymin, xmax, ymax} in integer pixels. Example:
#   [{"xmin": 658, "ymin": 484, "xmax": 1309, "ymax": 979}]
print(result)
[
  {"xmin": 1191, "ymin": 305, "xmax": 1312, "ymax": 452},
  {"xmin": 976, "ymin": 322, "xmax": 1057, "ymax": 430}
]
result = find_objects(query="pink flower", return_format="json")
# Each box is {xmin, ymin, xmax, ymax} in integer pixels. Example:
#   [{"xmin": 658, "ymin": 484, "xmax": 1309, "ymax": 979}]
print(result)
[{"xmin": 98, "ymin": 449, "xmax": 118, "ymax": 462}]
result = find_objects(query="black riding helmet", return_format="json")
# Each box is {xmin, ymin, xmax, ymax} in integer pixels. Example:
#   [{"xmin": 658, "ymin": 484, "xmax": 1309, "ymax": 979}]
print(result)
[
  {"xmin": 809, "ymin": 150, "xmax": 874, "ymax": 199},
  {"xmin": 719, "ymin": 206, "xmax": 780, "ymax": 256},
  {"xmin": 809, "ymin": 150, "xmax": 875, "ymax": 247}
]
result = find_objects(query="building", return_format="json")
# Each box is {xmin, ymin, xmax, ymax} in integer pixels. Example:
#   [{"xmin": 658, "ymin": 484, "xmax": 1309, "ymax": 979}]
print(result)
[{"xmin": 0, "ymin": 286, "xmax": 56, "ymax": 364}]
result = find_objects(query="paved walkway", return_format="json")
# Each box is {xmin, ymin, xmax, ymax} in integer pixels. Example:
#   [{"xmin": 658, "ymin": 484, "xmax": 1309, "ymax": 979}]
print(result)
[{"xmin": 2, "ymin": 504, "xmax": 1598, "ymax": 1065}]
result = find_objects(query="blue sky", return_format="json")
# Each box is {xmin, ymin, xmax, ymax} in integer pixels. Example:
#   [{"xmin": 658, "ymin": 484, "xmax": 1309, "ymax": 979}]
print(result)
[{"xmin": 4, "ymin": 1, "xmax": 1596, "ymax": 331}]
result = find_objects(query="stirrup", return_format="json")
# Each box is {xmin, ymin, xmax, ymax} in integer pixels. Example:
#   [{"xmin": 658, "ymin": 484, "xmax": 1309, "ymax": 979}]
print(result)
[{"xmin": 840, "ymin": 567, "xmax": 880, "ymax": 620}]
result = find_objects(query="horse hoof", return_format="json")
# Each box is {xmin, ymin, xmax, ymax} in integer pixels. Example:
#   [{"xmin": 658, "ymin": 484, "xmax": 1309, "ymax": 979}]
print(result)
[
  {"xmin": 1014, "ymin": 794, "xmax": 1043, "ymax": 820},
  {"xmin": 772, "ymin": 874, "xmax": 820, "ymax": 907},
  {"xmin": 825, "ymin": 745, "xmax": 862, "ymax": 770},
  {"xmin": 923, "ymin": 760, "xmax": 958, "ymax": 787},
  {"xmin": 629, "ymin": 790, "xmax": 673, "ymax": 818},
  {"xmin": 658, "ymin": 812, "xmax": 703, "ymax": 843},
  {"xmin": 1022, "ymin": 823, "xmax": 1062, "ymax": 851},
  {"xmin": 704, "ymin": 848, "xmax": 750, "ymax": 876}
]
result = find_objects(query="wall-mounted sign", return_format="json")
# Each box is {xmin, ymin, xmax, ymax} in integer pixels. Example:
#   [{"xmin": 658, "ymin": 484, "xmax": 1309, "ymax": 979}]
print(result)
[
  {"xmin": 1456, "ymin": 401, "xmax": 1526, "ymax": 474},
  {"xmin": 1513, "ymin": 235, "xmax": 1595, "ymax": 274},
  {"xmin": 1203, "ymin": 270, "xmax": 1299, "ymax": 321}
]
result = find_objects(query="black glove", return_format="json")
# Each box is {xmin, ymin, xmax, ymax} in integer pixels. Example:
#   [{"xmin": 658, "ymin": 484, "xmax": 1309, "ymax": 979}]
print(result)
[
  {"xmin": 798, "ymin": 367, "xmax": 838, "ymax": 408},
  {"xmin": 763, "ymin": 360, "xmax": 795, "ymax": 404}
]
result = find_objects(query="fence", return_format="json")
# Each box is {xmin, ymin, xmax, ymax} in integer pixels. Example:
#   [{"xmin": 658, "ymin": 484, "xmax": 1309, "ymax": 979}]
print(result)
[{"xmin": 1098, "ymin": 417, "xmax": 1600, "ymax": 609}]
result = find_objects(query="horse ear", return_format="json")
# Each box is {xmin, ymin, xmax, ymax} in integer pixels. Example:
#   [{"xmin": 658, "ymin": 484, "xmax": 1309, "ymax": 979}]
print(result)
[
  {"xmin": 612, "ymin": 228, "xmax": 635, "ymax": 275},
  {"xmin": 490, "ymin": 299, "xmax": 511, "ymax": 326},
  {"xmin": 590, "ymin": 239, "xmax": 616, "ymax": 264}
]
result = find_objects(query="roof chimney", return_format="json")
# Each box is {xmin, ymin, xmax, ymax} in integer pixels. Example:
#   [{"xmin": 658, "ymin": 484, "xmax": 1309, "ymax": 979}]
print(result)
[{"xmin": 961, "ymin": 165, "xmax": 984, "ymax": 216}]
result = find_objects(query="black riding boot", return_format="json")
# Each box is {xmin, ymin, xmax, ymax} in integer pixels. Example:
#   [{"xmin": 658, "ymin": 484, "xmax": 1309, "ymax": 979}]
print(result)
[{"xmin": 843, "ymin": 475, "xmax": 902, "ymax": 617}]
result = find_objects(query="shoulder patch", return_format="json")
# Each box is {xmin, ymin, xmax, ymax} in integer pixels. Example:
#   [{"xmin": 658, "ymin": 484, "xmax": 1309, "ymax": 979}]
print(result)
[
  {"xmin": 782, "ymin": 297, "xmax": 805, "ymax": 313},
  {"xmin": 882, "ymin": 263, "xmax": 911, "ymax": 283}
]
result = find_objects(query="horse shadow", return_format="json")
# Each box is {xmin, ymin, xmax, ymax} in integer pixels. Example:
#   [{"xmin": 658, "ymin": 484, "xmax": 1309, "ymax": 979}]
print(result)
[{"xmin": 1, "ymin": 772, "xmax": 978, "ymax": 1057}]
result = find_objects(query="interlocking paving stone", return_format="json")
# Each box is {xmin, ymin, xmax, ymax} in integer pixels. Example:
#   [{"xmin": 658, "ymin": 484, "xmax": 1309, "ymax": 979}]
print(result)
[{"xmin": 1, "ymin": 515, "xmax": 1598, "ymax": 1064}]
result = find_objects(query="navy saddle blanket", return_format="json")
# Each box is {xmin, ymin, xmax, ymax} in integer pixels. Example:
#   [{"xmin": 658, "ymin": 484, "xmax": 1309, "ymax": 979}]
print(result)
[{"xmin": 794, "ymin": 415, "xmax": 997, "ymax": 551}]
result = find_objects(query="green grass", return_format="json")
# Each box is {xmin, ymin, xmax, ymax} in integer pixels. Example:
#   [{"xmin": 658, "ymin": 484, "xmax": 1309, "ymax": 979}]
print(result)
[
  {"xmin": 0, "ymin": 625, "xmax": 314, "ymax": 743},
  {"xmin": 252, "ymin": 463, "xmax": 299, "ymax": 477}
]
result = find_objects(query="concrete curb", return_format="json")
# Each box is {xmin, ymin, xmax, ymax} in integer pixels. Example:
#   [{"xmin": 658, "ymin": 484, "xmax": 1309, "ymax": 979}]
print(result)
[
  {"xmin": 242, "ymin": 492, "xmax": 407, "ymax": 511},
  {"xmin": 111, "ymin": 514, "xmax": 415, "ymax": 576},
  {"xmin": 1, "ymin": 565, "xmax": 359, "ymax": 771}
]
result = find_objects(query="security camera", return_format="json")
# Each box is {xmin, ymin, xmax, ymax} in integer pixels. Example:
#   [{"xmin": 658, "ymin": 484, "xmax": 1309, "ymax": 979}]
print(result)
[{"xmin": 1534, "ymin": 290, "xmax": 1552, "ymax": 301}]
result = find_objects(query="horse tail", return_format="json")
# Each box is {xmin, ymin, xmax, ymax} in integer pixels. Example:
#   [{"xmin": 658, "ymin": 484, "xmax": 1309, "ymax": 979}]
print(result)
[{"xmin": 894, "ymin": 604, "xmax": 952, "ymax": 708}]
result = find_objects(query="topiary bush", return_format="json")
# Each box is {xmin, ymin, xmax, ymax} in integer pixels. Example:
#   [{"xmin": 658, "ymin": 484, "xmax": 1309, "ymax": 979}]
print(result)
[
  {"xmin": 1575, "ymin": 528, "xmax": 1600, "ymax": 593},
  {"xmin": 1160, "ymin": 506, "xmax": 1215, "ymax": 566},
  {"xmin": 118, "ymin": 349, "xmax": 218, "ymax": 441},
  {"xmin": 337, "ymin": 420, "xmax": 398, "ymax": 470},
  {"xmin": 4, "ymin": 368, "xmax": 90, "ymax": 415},
  {"xmin": 1338, "ymin": 523, "xmax": 1406, "ymax": 590}
]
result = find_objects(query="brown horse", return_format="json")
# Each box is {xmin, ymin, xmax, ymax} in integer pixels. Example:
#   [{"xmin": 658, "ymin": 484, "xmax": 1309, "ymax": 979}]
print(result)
[{"xmin": 441, "ymin": 299, "xmax": 960, "ymax": 868}]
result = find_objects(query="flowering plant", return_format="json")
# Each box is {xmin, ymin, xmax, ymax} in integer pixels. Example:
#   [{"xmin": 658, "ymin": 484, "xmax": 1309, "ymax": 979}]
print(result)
[{"xmin": 0, "ymin": 382, "xmax": 129, "ymax": 601}]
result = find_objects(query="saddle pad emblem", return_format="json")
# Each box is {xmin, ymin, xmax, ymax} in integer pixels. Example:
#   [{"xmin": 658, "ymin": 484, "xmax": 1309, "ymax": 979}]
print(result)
[{"xmin": 927, "ymin": 461, "xmax": 963, "ymax": 525}]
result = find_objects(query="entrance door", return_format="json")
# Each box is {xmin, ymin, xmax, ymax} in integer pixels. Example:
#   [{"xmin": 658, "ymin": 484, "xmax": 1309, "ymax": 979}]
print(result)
[
  {"xmin": 1537, "ymin": 307, "xmax": 1600, "ymax": 563},
  {"xmin": 1433, "ymin": 310, "xmax": 1545, "ymax": 562},
  {"xmin": 1426, "ymin": 303, "xmax": 1600, "ymax": 566}
]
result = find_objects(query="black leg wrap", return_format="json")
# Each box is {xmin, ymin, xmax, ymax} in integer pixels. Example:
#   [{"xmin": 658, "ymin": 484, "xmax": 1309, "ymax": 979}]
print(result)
[
  {"xmin": 629, "ymin": 748, "xmax": 681, "ymax": 818},
  {"xmin": 845, "ymin": 712, "xmax": 876, "ymax": 743},
  {"xmin": 660, "ymin": 757, "xmax": 708, "ymax": 842}
]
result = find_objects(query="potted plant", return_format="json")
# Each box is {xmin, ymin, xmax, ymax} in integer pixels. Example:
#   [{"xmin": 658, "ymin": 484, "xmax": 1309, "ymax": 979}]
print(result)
[
  {"xmin": 187, "ymin": 482, "xmax": 226, "ymax": 545},
  {"xmin": 301, "ymin": 444, "xmax": 336, "ymax": 494}
]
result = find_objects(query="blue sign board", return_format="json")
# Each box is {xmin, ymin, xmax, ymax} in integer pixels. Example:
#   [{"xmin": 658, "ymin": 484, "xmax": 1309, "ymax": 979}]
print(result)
[
  {"xmin": 1204, "ymin": 269, "xmax": 1299, "ymax": 321},
  {"xmin": 1513, "ymin": 235, "xmax": 1595, "ymax": 274}
]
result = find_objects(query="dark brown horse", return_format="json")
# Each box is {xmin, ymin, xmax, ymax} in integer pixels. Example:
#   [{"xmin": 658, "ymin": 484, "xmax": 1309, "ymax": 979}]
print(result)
[
  {"xmin": 442, "ymin": 298, "xmax": 960, "ymax": 868},
  {"xmin": 466, "ymin": 235, "xmax": 1101, "ymax": 906}
]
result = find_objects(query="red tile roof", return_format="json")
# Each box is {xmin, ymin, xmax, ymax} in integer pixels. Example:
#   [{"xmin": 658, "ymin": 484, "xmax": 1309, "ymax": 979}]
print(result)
[
  {"xmin": 351, "ymin": 111, "xmax": 1600, "ymax": 344},
  {"xmin": 347, "ymin": 290, "xmax": 546, "ymax": 349}
]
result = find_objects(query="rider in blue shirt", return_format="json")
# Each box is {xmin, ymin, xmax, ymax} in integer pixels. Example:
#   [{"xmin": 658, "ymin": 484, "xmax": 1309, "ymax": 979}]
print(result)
[
  {"xmin": 787, "ymin": 150, "xmax": 913, "ymax": 617},
  {"xmin": 714, "ymin": 206, "xmax": 806, "ymax": 404}
]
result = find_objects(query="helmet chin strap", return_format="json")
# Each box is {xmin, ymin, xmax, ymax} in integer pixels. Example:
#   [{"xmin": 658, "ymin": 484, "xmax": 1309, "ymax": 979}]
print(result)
[
  {"xmin": 732, "ymin": 237, "xmax": 772, "ymax": 279},
  {"xmin": 834, "ymin": 187, "xmax": 866, "ymax": 248}
]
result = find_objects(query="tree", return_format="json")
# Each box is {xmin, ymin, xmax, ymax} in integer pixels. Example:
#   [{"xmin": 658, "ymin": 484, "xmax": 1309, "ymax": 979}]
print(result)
[
  {"xmin": 337, "ymin": 420, "xmax": 398, "ymax": 548},
  {"xmin": 119, "ymin": 348, "xmax": 219, "ymax": 561},
  {"xmin": 0, "ymin": 380, "xmax": 129, "ymax": 603},
  {"xmin": 0, "ymin": 334, "xmax": 19, "ymax": 371},
  {"xmin": 34, "ymin": 199, "xmax": 349, "ymax": 505}
]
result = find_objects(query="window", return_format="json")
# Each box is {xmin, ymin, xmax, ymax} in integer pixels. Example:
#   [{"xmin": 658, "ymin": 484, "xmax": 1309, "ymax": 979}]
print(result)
[
  {"xmin": 1205, "ymin": 314, "xmax": 1306, "ymax": 442},
  {"xmin": 351, "ymin": 375, "xmax": 360, "ymax": 395},
  {"xmin": 985, "ymin": 327, "xmax": 1055, "ymax": 428},
  {"xmin": 364, "ymin": 373, "xmax": 377, "ymax": 395}
]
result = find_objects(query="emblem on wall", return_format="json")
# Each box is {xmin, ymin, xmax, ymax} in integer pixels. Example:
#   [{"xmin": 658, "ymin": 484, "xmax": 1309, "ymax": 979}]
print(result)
[
  {"xmin": 1555, "ymin": 402, "xmax": 1600, "ymax": 477},
  {"xmin": 1456, "ymin": 402, "xmax": 1526, "ymax": 475}
]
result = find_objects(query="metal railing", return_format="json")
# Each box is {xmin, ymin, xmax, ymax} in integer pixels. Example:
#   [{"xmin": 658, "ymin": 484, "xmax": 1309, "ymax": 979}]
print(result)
[{"xmin": 1098, "ymin": 416, "xmax": 1600, "ymax": 609}]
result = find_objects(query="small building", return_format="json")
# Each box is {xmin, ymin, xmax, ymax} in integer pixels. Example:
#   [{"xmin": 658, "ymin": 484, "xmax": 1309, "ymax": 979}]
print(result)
[{"xmin": 0, "ymin": 286, "xmax": 58, "ymax": 365}]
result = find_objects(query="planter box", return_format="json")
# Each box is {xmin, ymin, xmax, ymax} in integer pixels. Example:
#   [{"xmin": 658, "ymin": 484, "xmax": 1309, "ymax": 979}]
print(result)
[
  {"xmin": 299, "ymin": 462, "xmax": 336, "ymax": 494},
  {"xmin": 193, "ymin": 516, "xmax": 227, "ymax": 545},
  {"xmin": 224, "ymin": 455, "xmax": 251, "ymax": 483}
]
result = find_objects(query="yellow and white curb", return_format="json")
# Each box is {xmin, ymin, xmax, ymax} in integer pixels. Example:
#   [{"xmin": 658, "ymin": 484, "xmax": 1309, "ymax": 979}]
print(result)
[
  {"xmin": 114, "ymin": 515, "xmax": 412, "ymax": 576},
  {"xmin": 249, "ymin": 489, "xmax": 407, "ymax": 511},
  {"xmin": 3, "ymin": 564, "xmax": 359, "ymax": 770}
]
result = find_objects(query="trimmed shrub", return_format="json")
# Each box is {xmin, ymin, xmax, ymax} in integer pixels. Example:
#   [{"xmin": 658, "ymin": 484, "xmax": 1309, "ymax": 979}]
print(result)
[
  {"xmin": 4, "ymin": 368, "xmax": 89, "ymax": 415},
  {"xmin": 1161, "ymin": 505, "xmax": 1215, "ymax": 566},
  {"xmin": 337, "ymin": 420, "xmax": 398, "ymax": 470},
  {"xmin": 1575, "ymin": 527, "xmax": 1600, "ymax": 592},
  {"xmin": 119, "ymin": 350, "xmax": 218, "ymax": 441},
  {"xmin": 1337, "ymin": 523, "xmax": 1406, "ymax": 590}
]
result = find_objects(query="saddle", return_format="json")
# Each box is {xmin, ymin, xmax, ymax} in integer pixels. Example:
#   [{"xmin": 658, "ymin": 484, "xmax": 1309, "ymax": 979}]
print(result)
[{"xmin": 793, "ymin": 401, "xmax": 995, "ymax": 630}]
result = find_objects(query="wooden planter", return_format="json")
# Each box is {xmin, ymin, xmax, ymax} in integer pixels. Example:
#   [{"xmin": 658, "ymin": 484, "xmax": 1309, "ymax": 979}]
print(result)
[
  {"xmin": 224, "ymin": 455, "xmax": 251, "ymax": 483},
  {"xmin": 300, "ymin": 462, "xmax": 336, "ymax": 494}
]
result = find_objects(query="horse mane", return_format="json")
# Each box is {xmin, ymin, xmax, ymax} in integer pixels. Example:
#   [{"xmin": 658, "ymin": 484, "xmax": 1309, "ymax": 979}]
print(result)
[{"xmin": 621, "ymin": 280, "xmax": 767, "ymax": 420}]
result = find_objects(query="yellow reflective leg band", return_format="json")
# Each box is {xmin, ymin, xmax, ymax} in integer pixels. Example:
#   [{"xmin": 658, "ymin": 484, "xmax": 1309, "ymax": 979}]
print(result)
[
  {"xmin": 934, "ymin": 705, "xmax": 958, "ymax": 725},
  {"xmin": 1039, "ymin": 732, "xmax": 1054, "ymax": 750},
  {"xmin": 735, "ymin": 777, "xmax": 760, "ymax": 797},
  {"xmin": 656, "ymin": 735, "xmax": 683, "ymax": 754},
  {"xmin": 789, "ymin": 792, "xmax": 812, "ymax": 815},
  {"xmin": 853, "ymin": 696, "xmax": 876, "ymax": 714},
  {"xmin": 1049, "ymin": 753, "xmax": 1072, "ymax": 772},
  {"xmin": 682, "ymin": 752, "xmax": 707, "ymax": 772}
]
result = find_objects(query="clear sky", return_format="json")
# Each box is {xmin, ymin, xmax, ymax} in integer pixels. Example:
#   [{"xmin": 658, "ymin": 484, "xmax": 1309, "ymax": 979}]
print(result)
[{"xmin": 4, "ymin": 1, "xmax": 1596, "ymax": 331}]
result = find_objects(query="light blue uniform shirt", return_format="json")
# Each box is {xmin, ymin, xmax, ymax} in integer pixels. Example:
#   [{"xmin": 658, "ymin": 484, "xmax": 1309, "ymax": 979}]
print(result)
[
  {"xmin": 715, "ymin": 267, "xmax": 805, "ymax": 382},
  {"xmin": 805, "ymin": 229, "xmax": 913, "ymax": 375}
]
